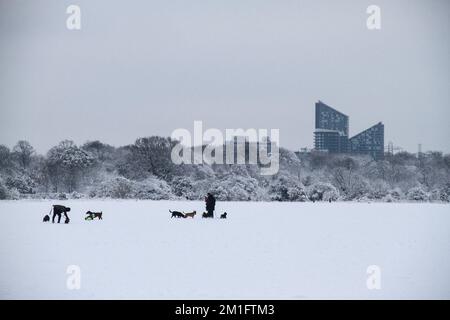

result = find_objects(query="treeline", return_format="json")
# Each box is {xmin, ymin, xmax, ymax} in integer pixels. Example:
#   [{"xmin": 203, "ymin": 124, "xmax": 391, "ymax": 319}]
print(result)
[{"xmin": 0, "ymin": 138, "xmax": 449, "ymax": 202}]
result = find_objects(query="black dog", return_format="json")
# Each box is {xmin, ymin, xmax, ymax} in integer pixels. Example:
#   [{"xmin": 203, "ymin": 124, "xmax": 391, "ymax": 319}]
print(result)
[
  {"xmin": 220, "ymin": 212, "xmax": 227, "ymax": 219},
  {"xmin": 170, "ymin": 210, "xmax": 185, "ymax": 218},
  {"xmin": 43, "ymin": 215, "xmax": 50, "ymax": 222}
]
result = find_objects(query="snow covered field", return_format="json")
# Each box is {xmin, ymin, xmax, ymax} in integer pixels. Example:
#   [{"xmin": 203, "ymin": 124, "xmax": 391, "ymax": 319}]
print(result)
[{"xmin": 0, "ymin": 200, "xmax": 449, "ymax": 299}]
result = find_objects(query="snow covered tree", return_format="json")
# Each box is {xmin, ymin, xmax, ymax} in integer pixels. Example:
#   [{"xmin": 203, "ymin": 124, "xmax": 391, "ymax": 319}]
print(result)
[
  {"xmin": 46, "ymin": 140, "xmax": 95, "ymax": 192},
  {"xmin": 122, "ymin": 137, "xmax": 176, "ymax": 180},
  {"xmin": 330, "ymin": 157, "xmax": 369, "ymax": 200},
  {"xmin": 170, "ymin": 176, "xmax": 194, "ymax": 198},
  {"xmin": 12, "ymin": 140, "xmax": 34, "ymax": 169},
  {"xmin": 5, "ymin": 174, "xmax": 35, "ymax": 194},
  {"xmin": 82, "ymin": 141, "xmax": 116, "ymax": 162}
]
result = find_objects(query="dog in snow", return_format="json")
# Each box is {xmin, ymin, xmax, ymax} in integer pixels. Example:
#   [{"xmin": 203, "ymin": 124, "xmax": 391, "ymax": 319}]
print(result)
[
  {"xmin": 184, "ymin": 211, "xmax": 197, "ymax": 218},
  {"xmin": 220, "ymin": 212, "xmax": 227, "ymax": 219},
  {"xmin": 170, "ymin": 210, "xmax": 185, "ymax": 218},
  {"xmin": 85, "ymin": 211, "xmax": 103, "ymax": 220}
]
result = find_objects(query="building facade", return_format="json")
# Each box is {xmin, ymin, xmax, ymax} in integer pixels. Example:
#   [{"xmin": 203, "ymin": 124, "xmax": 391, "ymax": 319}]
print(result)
[
  {"xmin": 313, "ymin": 101, "xmax": 385, "ymax": 160},
  {"xmin": 314, "ymin": 101, "xmax": 349, "ymax": 153},
  {"xmin": 349, "ymin": 122, "xmax": 384, "ymax": 160}
]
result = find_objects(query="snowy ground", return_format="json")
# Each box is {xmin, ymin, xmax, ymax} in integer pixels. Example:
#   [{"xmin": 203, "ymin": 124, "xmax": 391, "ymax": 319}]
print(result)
[{"xmin": 0, "ymin": 200, "xmax": 449, "ymax": 299}]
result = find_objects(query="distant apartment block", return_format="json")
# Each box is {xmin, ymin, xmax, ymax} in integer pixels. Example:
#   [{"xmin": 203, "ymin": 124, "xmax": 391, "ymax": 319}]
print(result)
[
  {"xmin": 314, "ymin": 101, "xmax": 349, "ymax": 153},
  {"xmin": 349, "ymin": 122, "xmax": 384, "ymax": 160},
  {"xmin": 313, "ymin": 101, "xmax": 384, "ymax": 160}
]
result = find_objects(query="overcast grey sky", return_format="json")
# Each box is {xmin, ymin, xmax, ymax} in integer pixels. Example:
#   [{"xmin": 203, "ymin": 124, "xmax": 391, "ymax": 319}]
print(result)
[{"xmin": 0, "ymin": 0, "xmax": 448, "ymax": 154}]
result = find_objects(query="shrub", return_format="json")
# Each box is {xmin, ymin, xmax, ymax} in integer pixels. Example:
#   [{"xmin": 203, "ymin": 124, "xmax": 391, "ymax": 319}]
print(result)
[
  {"xmin": 134, "ymin": 177, "xmax": 173, "ymax": 200},
  {"xmin": 5, "ymin": 174, "xmax": 35, "ymax": 194},
  {"xmin": 92, "ymin": 176, "xmax": 174, "ymax": 200},
  {"xmin": 58, "ymin": 192, "xmax": 68, "ymax": 200},
  {"xmin": 406, "ymin": 187, "xmax": 429, "ymax": 201},
  {"xmin": 269, "ymin": 174, "xmax": 307, "ymax": 201},
  {"xmin": 383, "ymin": 194, "xmax": 395, "ymax": 203},
  {"xmin": 210, "ymin": 175, "xmax": 260, "ymax": 201},
  {"xmin": 307, "ymin": 182, "xmax": 339, "ymax": 202},
  {"xmin": 95, "ymin": 177, "xmax": 135, "ymax": 199},
  {"xmin": 387, "ymin": 188, "xmax": 403, "ymax": 201}
]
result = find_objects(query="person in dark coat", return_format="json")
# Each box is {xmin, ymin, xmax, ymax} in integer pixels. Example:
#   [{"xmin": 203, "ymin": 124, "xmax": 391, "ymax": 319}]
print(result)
[
  {"xmin": 205, "ymin": 193, "xmax": 216, "ymax": 218},
  {"xmin": 52, "ymin": 204, "xmax": 71, "ymax": 224}
]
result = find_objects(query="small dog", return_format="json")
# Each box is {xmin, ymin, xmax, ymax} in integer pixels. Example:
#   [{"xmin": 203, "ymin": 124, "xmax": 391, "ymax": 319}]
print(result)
[
  {"xmin": 43, "ymin": 215, "xmax": 50, "ymax": 222},
  {"xmin": 184, "ymin": 211, "xmax": 196, "ymax": 218},
  {"xmin": 220, "ymin": 212, "xmax": 227, "ymax": 219},
  {"xmin": 64, "ymin": 217, "xmax": 70, "ymax": 224},
  {"xmin": 170, "ymin": 210, "xmax": 185, "ymax": 218},
  {"xmin": 86, "ymin": 211, "xmax": 103, "ymax": 220}
]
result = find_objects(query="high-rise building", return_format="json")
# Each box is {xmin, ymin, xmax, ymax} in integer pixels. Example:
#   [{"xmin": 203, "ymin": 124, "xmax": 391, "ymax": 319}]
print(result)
[
  {"xmin": 313, "ymin": 101, "xmax": 385, "ymax": 160},
  {"xmin": 349, "ymin": 122, "xmax": 384, "ymax": 160},
  {"xmin": 314, "ymin": 101, "xmax": 349, "ymax": 153}
]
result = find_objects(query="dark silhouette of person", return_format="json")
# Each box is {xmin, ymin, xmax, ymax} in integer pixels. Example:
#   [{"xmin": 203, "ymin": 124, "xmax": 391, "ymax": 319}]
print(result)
[
  {"xmin": 205, "ymin": 193, "xmax": 216, "ymax": 218},
  {"xmin": 52, "ymin": 205, "xmax": 71, "ymax": 224}
]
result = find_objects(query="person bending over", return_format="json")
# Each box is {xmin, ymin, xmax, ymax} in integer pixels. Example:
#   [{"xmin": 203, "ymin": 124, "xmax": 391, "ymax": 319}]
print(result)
[{"xmin": 52, "ymin": 204, "xmax": 71, "ymax": 224}]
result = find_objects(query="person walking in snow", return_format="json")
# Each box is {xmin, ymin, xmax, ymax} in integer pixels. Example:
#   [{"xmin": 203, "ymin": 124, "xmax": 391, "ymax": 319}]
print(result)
[{"xmin": 205, "ymin": 193, "xmax": 216, "ymax": 218}]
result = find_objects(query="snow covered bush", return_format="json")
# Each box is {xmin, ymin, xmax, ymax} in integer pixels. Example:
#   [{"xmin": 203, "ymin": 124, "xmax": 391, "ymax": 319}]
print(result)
[
  {"xmin": 406, "ymin": 187, "xmax": 429, "ymax": 201},
  {"xmin": 287, "ymin": 186, "xmax": 308, "ymax": 202},
  {"xmin": 307, "ymin": 182, "xmax": 339, "ymax": 202},
  {"xmin": 367, "ymin": 180, "xmax": 390, "ymax": 200},
  {"xmin": 387, "ymin": 188, "xmax": 403, "ymax": 201},
  {"xmin": 69, "ymin": 191, "xmax": 85, "ymax": 199},
  {"xmin": 94, "ymin": 177, "xmax": 135, "ymax": 199},
  {"xmin": 134, "ymin": 177, "xmax": 173, "ymax": 200},
  {"xmin": 210, "ymin": 175, "xmax": 260, "ymax": 201},
  {"xmin": 58, "ymin": 193, "xmax": 68, "ymax": 200},
  {"xmin": 8, "ymin": 188, "xmax": 20, "ymax": 200},
  {"xmin": 5, "ymin": 174, "xmax": 35, "ymax": 194},
  {"xmin": 383, "ymin": 189, "xmax": 403, "ymax": 202},
  {"xmin": 429, "ymin": 186, "xmax": 449, "ymax": 202},
  {"xmin": 269, "ymin": 174, "xmax": 307, "ymax": 201},
  {"xmin": 170, "ymin": 176, "xmax": 194, "ymax": 198},
  {"xmin": 208, "ymin": 183, "xmax": 229, "ymax": 201},
  {"xmin": 91, "ymin": 176, "xmax": 174, "ymax": 200},
  {"xmin": 439, "ymin": 184, "xmax": 450, "ymax": 202}
]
